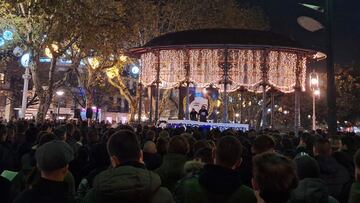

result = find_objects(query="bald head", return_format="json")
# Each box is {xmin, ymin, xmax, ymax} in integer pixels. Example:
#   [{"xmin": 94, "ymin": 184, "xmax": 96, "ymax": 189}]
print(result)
[{"xmin": 143, "ymin": 141, "xmax": 157, "ymax": 154}]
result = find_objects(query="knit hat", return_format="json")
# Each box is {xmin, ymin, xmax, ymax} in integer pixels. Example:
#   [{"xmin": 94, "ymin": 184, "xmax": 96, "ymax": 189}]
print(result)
[{"xmin": 35, "ymin": 140, "xmax": 74, "ymax": 171}]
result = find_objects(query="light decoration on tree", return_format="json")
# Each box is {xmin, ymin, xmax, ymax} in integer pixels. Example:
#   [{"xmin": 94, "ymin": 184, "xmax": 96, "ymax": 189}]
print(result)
[
  {"xmin": 44, "ymin": 44, "xmax": 59, "ymax": 59},
  {"xmin": 119, "ymin": 55, "xmax": 127, "ymax": 62},
  {"xmin": 138, "ymin": 49, "xmax": 310, "ymax": 93},
  {"xmin": 106, "ymin": 66, "xmax": 119, "ymax": 79},
  {"xmin": 88, "ymin": 57, "xmax": 100, "ymax": 69}
]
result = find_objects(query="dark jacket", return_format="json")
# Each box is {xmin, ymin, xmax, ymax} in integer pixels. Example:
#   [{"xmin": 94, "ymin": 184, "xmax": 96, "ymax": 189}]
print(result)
[
  {"xmin": 315, "ymin": 155, "xmax": 351, "ymax": 202},
  {"xmin": 349, "ymin": 182, "xmax": 360, "ymax": 203},
  {"xmin": 82, "ymin": 162, "xmax": 174, "ymax": 203},
  {"xmin": 155, "ymin": 153, "xmax": 188, "ymax": 192},
  {"xmin": 143, "ymin": 152, "xmax": 162, "ymax": 170},
  {"xmin": 0, "ymin": 176, "xmax": 11, "ymax": 203},
  {"xmin": 13, "ymin": 178, "xmax": 75, "ymax": 203},
  {"xmin": 174, "ymin": 164, "xmax": 257, "ymax": 203},
  {"xmin": 289, "ymin": 178, "xmax": 338, "ymax": 203},
  {"xmin": 198, "ymin": 109, "xmax": 208, "ymax": 122}
]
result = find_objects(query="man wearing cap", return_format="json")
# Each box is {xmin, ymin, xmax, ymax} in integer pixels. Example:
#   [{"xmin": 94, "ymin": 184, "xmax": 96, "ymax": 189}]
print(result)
[{"xmin": 14, "ymin": 140, "xmax": 75, "ymax": 203}]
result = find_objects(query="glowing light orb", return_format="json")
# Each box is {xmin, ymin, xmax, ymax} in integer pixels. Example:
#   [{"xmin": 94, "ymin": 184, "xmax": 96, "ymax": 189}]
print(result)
[
  {"xmin": 21, "ymin": 53, "xmax": 31, "ymax": 68},
  {"xmin": 131, "ymin": 65, "xmax": 139, "ymax": 74},
  {"xmin": 3, "ymin": 30, "xmax": 14, "ymax": 41}
]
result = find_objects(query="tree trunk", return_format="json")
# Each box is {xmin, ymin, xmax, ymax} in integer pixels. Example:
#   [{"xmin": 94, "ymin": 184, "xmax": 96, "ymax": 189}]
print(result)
[
  {"xmin": 129, "ymin": 102, "xmax": 137, "ymax": 122},
  {"xmin": 36, "ymin": 93, "xmax": 52, "ymax": 123},
  {"xmin": 85, "ymin": 90, "xmax": 94, "ymax": 108}
]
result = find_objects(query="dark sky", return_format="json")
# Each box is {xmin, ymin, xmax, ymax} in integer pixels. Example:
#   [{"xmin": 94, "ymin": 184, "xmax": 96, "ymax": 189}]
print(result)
[{"xmin": 238, "ymin": 0, "xmax": 360, "ymax": 66}]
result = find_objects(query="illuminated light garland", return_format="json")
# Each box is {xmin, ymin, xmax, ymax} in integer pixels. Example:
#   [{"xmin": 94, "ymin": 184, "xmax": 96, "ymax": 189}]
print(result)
[
  {"xmin": 159, "ymin": 50, "xmax": 186, "ymax": 89},
  {"xmin": 139, "ymin": 48, "xmax": 308, "ymax": 93},
  {"xmin": 140, "ymin": 52, "xmax": 157, "ymax": 85}
]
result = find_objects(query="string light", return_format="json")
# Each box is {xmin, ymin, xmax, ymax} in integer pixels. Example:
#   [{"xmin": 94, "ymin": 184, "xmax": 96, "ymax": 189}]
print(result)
[{"xmin": 139, "ymin": 48, "xmax": 308, "ymax": 93}]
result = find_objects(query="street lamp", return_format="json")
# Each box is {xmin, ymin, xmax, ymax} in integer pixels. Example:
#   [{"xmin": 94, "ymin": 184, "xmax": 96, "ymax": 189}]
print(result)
[
  {"xmin": 56, "ymin": 90, "xmax": 65, "ymax": 118},
  {"xmin": 235, "ymin": 113, "xmax": 239, "ymax": 123},
  {"xmin": 310, "ymin": 71, "xmax": 320, "ymax": 130}
]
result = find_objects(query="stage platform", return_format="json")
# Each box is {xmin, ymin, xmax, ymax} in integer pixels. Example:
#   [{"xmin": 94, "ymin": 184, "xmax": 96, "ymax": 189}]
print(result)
[{"xmin": 165, "ymin": 120, "xmax": 249, "ymax": 132}]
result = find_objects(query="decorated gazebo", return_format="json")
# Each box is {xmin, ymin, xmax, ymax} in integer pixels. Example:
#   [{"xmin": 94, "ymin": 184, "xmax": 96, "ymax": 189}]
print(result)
[{"xmin": 129, "ymin": 29, "xmax": 324, "ymax": 132}]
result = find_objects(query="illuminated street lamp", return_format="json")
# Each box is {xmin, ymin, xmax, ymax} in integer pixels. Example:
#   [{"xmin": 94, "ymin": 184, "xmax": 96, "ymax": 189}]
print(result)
[
  {"xmin": 310, "ymin": 71, "xmax": 320, "ymax": 130},
  {"xmin": 56, "ymin": 90, "xmax": 65, "ymax": 117}
]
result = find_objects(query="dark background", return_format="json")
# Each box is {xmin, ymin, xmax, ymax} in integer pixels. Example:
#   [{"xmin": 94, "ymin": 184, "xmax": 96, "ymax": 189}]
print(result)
[{"xmin": 237, "ymin": 0, "xmax": 360, "ymax": 67}]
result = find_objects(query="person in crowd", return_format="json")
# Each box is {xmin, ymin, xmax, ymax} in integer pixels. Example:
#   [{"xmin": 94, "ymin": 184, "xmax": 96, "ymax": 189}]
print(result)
[
  {"xmin": 14, "ymin": 140, "xmax": 75, "ymax": 203},
  {"xmin": 190, "ymin": 108, "xmax": 198, "ymax": 121},
  {"xmin": 143, "ymin": 140, "xmax": 162, "ymax": 170},
  {"xmin": 348, "ymin": 149, "xmax": 360, "ymax": 203},
  {"xmin": 290, "ymin": 155, "xmax": 338, "ymax": 203},
  {"xmin": 156, "ymin": 135, "xmax": 189, "ymax": 192},
  {"xmin": 252, "ymin": 152, "xmax": 298, "ymax": 203},
  {"xmin": 251, "ymin": 135, "xmax": 275, "ymax": 155},
  {"xmin": 296, "ymin": 132, "xmax": 316, "ymax": 156},
  {"xmin": 54, "ymin": 125, "xmax": 67, "ymax": 141},
  {"xmin": 156, "ymin": 136, "xmax": 170, "ymax": 158},
  {"xmin": 183, "ymin": 147, "xmax": 213, "ymax": 177},
  {"xmin": 175, "ymin": 136, "xmax": 256, "ymax": 203},
  {"xmin": 313, "ymin": 138, "xmax": 351, "ymax": 202},
  {"xmin": 82, "ymin": 130, "xmax": 174, "ymax": 203},
  {"xmin": 198, "ymin": 105, "xmax": 208, "ymax": 122}
]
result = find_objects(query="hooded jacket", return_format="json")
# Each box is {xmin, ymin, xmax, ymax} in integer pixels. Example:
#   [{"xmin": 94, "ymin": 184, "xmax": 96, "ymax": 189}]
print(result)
[
  {"xmin": 82, "ymin": 162, "xmax": 174, "ymax": 203},
  {"xmin": 174, "ymin": 164, "xmax": 256, "ymax": 203},
  {"xmin": 289, "ymin": 178, "xmax": 338, "ymax": 203}
]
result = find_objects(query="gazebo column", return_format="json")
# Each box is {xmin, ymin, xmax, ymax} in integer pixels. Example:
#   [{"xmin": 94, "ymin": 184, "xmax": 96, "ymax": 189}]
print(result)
[
  {"xmin": 221, "ymin": 48, "xmax": 230, "ymax": 123},
  {"xmin": 185, "ymin": 82, "xmax": 190, "ymax": 119},
  {"xmin": 154, "ymin": 51, "xmax": 161, "ymax": 124},
  {"xmin": 294, "ymin": 53, "xmax": 303, "ymax": 136},
  {"xmin": 184, "ymin": 49, "xmax": 191, "ymax": 120},
  {"xmin": 261, "ymin": 49, "xmax": 269, "ymax": 129},
  {"xmin": 137, "ymin": 83, "xmax": 143, "ymax": 124},
  {"xmin": 261, "ymin": 84, "xmax": 267, "ymax": 128},
  {"xmin": 294, "ymin": 87, "xmax": 301, "ymax": 136},
  {"xmin": 149, "ymin": 85, "xmax": 153, "ymax": 122},
  {"xmin": 270, "ymin": 90, "xmax": 275, "ymax": 128},
  {"xmin": 177, "ymin": 84, "xmax": 183, "ymax": 119}
]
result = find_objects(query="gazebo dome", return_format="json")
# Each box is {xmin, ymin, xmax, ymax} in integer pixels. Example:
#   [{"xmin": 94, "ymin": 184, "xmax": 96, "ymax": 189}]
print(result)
[{"xmin": 144, "ymin": 28, "xmax": 301, "ymax": 48}]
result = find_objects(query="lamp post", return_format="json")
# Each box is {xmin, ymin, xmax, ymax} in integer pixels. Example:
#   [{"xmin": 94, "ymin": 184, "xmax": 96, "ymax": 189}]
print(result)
[
  {"xmin": 310, "ymin": 71, "xmax": 319, "ymax": 131},
  {"xmin": 298, "ymin": 0, "xmax": 336, "ymax": 134},
  {"xmin": 56, "ymin": 90, "xmax": 65, "ymax": 118},
  {"xmin": 20, "ymin": 52, "xmax": 32, "ymax": 119}
]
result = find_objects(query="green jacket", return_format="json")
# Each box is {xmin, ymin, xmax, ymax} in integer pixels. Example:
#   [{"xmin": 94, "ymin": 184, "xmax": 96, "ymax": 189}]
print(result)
[
  {"xmin": 155, "ymin": 153, "xmax": 188, "ymax": 192},
  {"xmin": 349, "ymin": 182, "xmax": 360, "ymax": 203},
  {"xmin": 174, "ymin": 164, "xmax": 257, "ymax": 203},
  {"xmin": 82, "ymin": 163, "xmax": 174, "ymax": 203}
]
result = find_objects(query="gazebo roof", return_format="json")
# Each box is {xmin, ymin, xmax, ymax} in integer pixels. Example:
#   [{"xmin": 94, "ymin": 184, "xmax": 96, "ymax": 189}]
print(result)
[
  {"xmin": 145, "ymin": 28, "xmax": 301, "ymax": 47},
  {"xmin": 128, "ymin": 29, "xmax": 319, "ymax": 56}
]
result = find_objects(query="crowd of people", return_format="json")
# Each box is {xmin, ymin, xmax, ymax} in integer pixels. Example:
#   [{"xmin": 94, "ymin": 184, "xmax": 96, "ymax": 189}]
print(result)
[{"xmin": 0, "ymin": 119, "xmax": 360, "ymax": 203}]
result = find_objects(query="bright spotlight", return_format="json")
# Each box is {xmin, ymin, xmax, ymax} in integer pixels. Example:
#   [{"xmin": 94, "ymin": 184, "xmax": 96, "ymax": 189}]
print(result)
[
  {"xmin": 131, "ymin": 65, "xmax": 139, "ymax": 74},
  {"xmin": 56, "ymin": 90, "xmax": 65, "ymax": 96},
  {"xmin": 21, "ymin": 53, "xmax": 31, "ymax": 68},
  {"xmin": 3, "ymin": 30, "xmax": 14, "ymax": 41}
]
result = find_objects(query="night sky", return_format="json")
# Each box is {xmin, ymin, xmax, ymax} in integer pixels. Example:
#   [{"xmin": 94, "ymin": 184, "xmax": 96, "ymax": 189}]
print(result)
[{"xmin": 238, "ymin": 0, "xmax": 360, "ymax": 67}]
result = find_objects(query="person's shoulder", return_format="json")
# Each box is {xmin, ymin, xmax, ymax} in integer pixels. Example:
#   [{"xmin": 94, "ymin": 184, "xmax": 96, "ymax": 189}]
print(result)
[
  {"xmin": 229, "ymin": 185, "xmax": 257, "ymax": 203},
  {"xmin": 152, "ymin": 186, "xmax": 174, "ymax": 203},
  {"xmin": 13, "ymin": 190, "xmax": 36, "ymax": 203}
]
